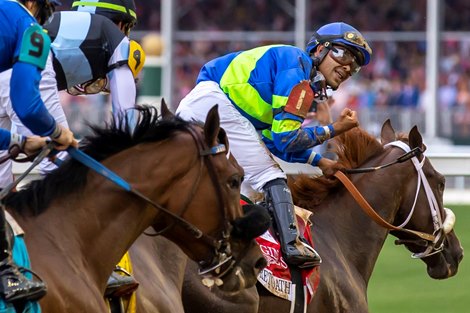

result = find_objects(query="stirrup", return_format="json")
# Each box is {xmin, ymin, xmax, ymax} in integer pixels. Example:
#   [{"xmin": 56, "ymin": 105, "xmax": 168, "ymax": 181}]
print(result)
[
  {"xmin": 0, "ymin": 262, "xmax": 47, "ymax": 302},
  {"xmin": 282, "ymin": 240, "xmax": 322, "ymax": 269},
  {"xmin": 105, "ymin": 267, "xmax": 139, "ymax": 298}
]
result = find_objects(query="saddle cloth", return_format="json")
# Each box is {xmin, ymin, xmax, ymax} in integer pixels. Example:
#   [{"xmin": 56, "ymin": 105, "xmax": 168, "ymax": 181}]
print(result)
[{"xmin": 255, "ymin": 206, "xmax": 320, "ymax": 303}]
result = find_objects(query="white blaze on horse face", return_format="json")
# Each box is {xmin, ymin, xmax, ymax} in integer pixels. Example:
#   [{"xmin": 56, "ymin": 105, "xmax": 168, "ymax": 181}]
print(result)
[{"xmin": 443, "ymin": 208, "xmax": 456, "ymax": 234}]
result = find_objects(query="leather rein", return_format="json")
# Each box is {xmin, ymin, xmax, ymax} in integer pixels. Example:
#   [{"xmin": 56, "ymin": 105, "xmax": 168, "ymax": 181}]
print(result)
[{"xmin": 335, "ymin": 141, "xmax": 448, "ymax": 259}]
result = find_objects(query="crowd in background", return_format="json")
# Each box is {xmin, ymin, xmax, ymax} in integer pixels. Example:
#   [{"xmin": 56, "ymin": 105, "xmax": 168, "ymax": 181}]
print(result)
[{"xmin": 54, "ymin": 0, "xmax": 470, "ymax": 142}]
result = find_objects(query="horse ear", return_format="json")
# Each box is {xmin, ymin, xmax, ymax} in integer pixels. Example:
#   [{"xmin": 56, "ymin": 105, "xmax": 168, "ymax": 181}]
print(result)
[
  {"xmin": 160, "ymin": 98, "xmax": 174, "ymax": 119},
  {"xmin": 204, "ymin": 105, "xmax": 220, "ymax": 146},
  {"xmin": 409, "ymin": 125, "xmax": 424, "ymax": 150},
  {"xmin": 381, "ymin": 119, "xmax": 396, "ymax": 144}
]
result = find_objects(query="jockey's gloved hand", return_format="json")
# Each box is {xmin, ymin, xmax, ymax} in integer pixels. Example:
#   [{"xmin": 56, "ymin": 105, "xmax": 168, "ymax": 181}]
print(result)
[
  {"xmin": 50, "ymin": 125, "xmax": 78, "ymax": 150},
  {"xmin": 318, "ymin": 157, "xmax": 344, "ymax": 179},
  {"xmin": 22, "ymin": 136, "xmax": 48, "ymax": 156}
]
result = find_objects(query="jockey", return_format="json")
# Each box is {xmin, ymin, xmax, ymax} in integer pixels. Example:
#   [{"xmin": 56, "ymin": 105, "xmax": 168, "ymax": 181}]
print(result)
[
  {"xmin": 176, "ymin": 22, "xmax": 372, "ymax": 268},
  {"xmin": 0, "ymin": 0, "xmax": 78, "ymax": 303},
  {"xmin": 0, "ymin": 0, "xmax": 142, "ymax": 301},
  {"xmin": 0, "ymin": 0, "xmax": 144, "ymax": 185},
  {"xmin": 45, "ymin": 0, "xmax": 145, "ymax": 126}
]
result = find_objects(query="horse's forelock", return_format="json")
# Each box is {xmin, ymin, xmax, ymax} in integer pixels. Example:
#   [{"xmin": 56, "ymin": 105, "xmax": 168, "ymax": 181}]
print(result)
[{"xmin": 334, "ymin": 127, "xmax": 383, "ymax": 169}]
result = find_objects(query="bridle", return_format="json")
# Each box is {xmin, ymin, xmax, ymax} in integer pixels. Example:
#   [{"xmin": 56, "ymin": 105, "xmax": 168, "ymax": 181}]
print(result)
[
  {"xmin": 336, "ymin": 140, "xmax": 455, "ymax": 259},
  {"xmin": 71, "ymin": 124, "xmax": 237, "ymax": 277},
  {"xmin": 2, "ymin": 124, "xmax": 237, "ymax": 279}
]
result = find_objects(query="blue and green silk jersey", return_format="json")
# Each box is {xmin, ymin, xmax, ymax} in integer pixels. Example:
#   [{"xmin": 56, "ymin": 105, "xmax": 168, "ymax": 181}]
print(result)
[
  {"xmin": 0, "ymin": 0, "xmax": 57, "ymax": 141},
  {"xmin": 197, "ymin": 45, "xmax": 334, "ymax": 164}
]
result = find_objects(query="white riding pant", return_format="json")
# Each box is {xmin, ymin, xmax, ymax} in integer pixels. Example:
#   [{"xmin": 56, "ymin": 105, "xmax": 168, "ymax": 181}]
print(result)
[
  {"xmin": 0, "ymin": 54, "xmax": 68, "ymax": 188},
  {"xmin": 176, "ymin": 81, "xmax": 286, "ymax": 196}
]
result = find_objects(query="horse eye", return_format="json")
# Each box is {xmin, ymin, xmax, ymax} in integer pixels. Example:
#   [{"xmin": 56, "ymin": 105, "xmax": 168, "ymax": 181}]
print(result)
[
  {"xmin": 439, "ymin": 182, "xmax": 445, "ymax": 193},
  {"xmin": 227, "ymin": 176, "xmax": 241, "ymax": 190}
]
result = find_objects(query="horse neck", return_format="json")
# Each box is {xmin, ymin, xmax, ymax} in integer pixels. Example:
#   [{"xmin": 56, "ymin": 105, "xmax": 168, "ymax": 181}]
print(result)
[
  {"xmin": 20, "ymin": 141, "xmax": 194, "ymax": 286},
  {"xmin": 314, "ymin": 172, "xmax": 401, "ymax": 284}
]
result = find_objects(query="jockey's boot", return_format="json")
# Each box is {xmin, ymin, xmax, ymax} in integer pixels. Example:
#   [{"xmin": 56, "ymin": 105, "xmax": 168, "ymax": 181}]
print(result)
[
  {"xmin": 105, "ymin": 266, "xmax": 139, "ymax": 298},
  {"xmin": 0, "ymin": 209, "xmax": 47, "ymax": 302},
  {"xmin": 263, "ymin": 178, "xmax": 322, "ymax": 268}
]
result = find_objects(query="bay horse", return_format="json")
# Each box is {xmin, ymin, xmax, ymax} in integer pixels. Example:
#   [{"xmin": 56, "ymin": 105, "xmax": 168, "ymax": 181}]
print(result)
[
  {"xmin": 3, "ymin": 104, "xmax": 266, "ymax": 312},
  {"xmin": 178, "ymin": 120, "xmax": 464, "ymax": 313},
  {"xmin": 131, "ymin": 203, "xmax": 270, "ymax": 313}
]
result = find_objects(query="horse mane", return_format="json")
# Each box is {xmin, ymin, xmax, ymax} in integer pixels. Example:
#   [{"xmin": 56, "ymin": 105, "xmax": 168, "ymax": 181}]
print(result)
[
  {"xmin": 290, "ymin": 127, "xmax": 384, "ymax": 210},
  {"xmin": 4, "ymin": 105, "xmax": 192, "ymax": 216}
]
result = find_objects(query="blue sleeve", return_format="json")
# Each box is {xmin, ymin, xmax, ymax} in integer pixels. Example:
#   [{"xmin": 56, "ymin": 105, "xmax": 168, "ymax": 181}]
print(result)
[
  {"xmin": 10, "ymin": 62, "xmax": 56, "ymax": 136},
  {"xmin": 0, "ymin": 129, "xmax": 11, "ymax": 150},
  {"xmin": 262, "ymin": 135, "xmax": 322, "ymax": 166},
  {"xmin": 271, "ymin": 110, "xmax": 335, "ymax": 153}
]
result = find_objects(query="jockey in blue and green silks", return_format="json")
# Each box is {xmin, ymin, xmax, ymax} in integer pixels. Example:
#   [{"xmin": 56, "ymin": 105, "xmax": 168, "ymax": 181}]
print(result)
[{"xmin": 177, "ymin": 22, "xmax": 372, "ymax": 268}]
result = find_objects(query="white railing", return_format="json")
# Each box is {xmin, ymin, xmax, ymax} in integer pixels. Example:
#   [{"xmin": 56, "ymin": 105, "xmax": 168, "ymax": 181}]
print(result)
[{"xmin": 12, "ymin": 153, "xmax": 470, "ymax": 204}]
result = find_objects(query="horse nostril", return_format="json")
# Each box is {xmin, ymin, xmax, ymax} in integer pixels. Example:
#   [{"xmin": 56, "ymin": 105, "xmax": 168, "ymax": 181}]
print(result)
[{"xmin": 255, "ymin": 257, "xmax": 267, "ymax": 270}]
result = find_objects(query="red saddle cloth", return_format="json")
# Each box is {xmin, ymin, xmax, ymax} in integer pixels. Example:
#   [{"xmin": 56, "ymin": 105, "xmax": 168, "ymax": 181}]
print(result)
[{"xmin": 243, "ymin": 199, "xmax": 320, "ymax": 303}]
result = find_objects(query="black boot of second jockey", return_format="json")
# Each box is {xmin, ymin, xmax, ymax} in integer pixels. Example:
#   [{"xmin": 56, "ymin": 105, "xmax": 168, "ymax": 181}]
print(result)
[
  {"xmin": 0, "ymin": 207, "xmax": 47, "ymax": 302},
  {"xmin": 105, "ymin": 266, "xmax": 139, "ymax": 298},
  {"xmin": 263, "ymin": 179, "xmax": 321, "ymax": 268}
]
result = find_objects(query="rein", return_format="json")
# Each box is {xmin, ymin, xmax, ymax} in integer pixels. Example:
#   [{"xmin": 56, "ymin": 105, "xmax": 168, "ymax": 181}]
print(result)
[
  {"xmin": 334, "ymin": 171, "xmax": 435, "ymax": 242},
  {"xmin": 66, "ymin": 124, "xmax": 234, "ymax": 277},
  {"xmin": 0, "ymin": 141, "xmax": 56, "ymax": 200},
  {"xmin": 336, "ymin": 141, "xmax": 448, "ymax": 259},
  {"xmin": 344, "ymin": 147, "xmax": 422, "ymax": 174}
]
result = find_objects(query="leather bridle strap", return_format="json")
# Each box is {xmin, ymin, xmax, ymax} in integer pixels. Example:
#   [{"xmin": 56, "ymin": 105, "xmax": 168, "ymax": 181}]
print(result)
[
  {"xmin": 66, "ymin": 145, "xmax": 226, "ymax": 250},
  {"xmin": 334, "ymin": 171, "xmax": 435, "ymax": 241}
]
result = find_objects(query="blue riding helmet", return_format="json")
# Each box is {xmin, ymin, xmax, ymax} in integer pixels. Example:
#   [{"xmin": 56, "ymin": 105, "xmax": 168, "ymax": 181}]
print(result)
[{"xmin": 306, "ymin": 22, "xmax": 372, "ymax": 66}]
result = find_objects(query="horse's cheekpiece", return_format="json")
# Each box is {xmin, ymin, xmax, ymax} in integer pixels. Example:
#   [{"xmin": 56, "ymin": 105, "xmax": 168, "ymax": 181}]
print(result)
[{"xmin": 255, "ymin": 206, "xmax": 320, "ymax": 303}]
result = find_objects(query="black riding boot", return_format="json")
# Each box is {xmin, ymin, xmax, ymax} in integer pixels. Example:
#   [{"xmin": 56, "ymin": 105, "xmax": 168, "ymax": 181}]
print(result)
[
  {"xmin": 0, "ymin": 208, "xmax": 47, "ymax": 302},
  {"xmin": 105, "ymin": 265, "xmax": 139, "ymax": 298},
  {"xmin": 263, "ymin": 179, "xmax": 321, "ymax": 268}
]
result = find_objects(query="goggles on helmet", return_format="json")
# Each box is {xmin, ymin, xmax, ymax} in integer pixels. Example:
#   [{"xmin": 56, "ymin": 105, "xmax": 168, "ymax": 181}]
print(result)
[
  {"xmin": 329, "ymin": 45, "xmax": 361, "ymax": 74},
  {"xmin": 67, "ymin": 78, "xmax": 109, "ymax": 96}
]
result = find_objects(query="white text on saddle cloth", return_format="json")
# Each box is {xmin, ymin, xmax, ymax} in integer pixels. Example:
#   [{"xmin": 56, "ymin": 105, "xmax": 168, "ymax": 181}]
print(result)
[{"xmin": 256, "ymin": 206, "xmax": 320, "ymax": 303}]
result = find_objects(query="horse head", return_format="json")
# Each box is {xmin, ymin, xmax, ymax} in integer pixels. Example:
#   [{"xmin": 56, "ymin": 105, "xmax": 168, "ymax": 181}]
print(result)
[
  {"xmin": 156, "ymin": 100, "xmax": 268, "ymax": 292},
  {"xmin": 381, "ymin": 120, "xmax": 464, "ymax": 279}
]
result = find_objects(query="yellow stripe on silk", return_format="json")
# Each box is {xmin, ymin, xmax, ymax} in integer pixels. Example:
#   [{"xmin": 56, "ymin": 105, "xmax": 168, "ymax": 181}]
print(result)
[
  {"xmin": 262, "ymin": 129, "xmax": 273, "ymax": 140},
  {"xmin": 272, "ymin": 94, "xmax": 288, "ymax": 110},
  {"xmin": 272, "ymin": 118, "xmax": 301, "ymax": 134},
  {"xmin": 220, "ymin": 45, "xmax": 283, "ymax": 125},
  {"xmin": 72, "ymin": 1, "xmax": 137, "ymax": 19}
]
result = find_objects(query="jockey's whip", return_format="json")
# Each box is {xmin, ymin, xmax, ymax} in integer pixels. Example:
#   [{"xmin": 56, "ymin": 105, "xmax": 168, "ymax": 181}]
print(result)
[{"xmin": 0, "ymin": 141, "xmax": 56, "ymax": 200}]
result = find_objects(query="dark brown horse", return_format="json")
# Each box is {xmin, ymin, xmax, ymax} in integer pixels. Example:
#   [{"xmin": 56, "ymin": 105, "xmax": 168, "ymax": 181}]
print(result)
[
  {"xmin": 178, "ymin": 120, "xmax": 464, "ymax": 313},
  {"xmin": 3, "ymin": 104, "xmax": 266, "ymax": 312},
  {"xmin": 131, "ymin": 202, "xmax": 271, "ymax": 313}
]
